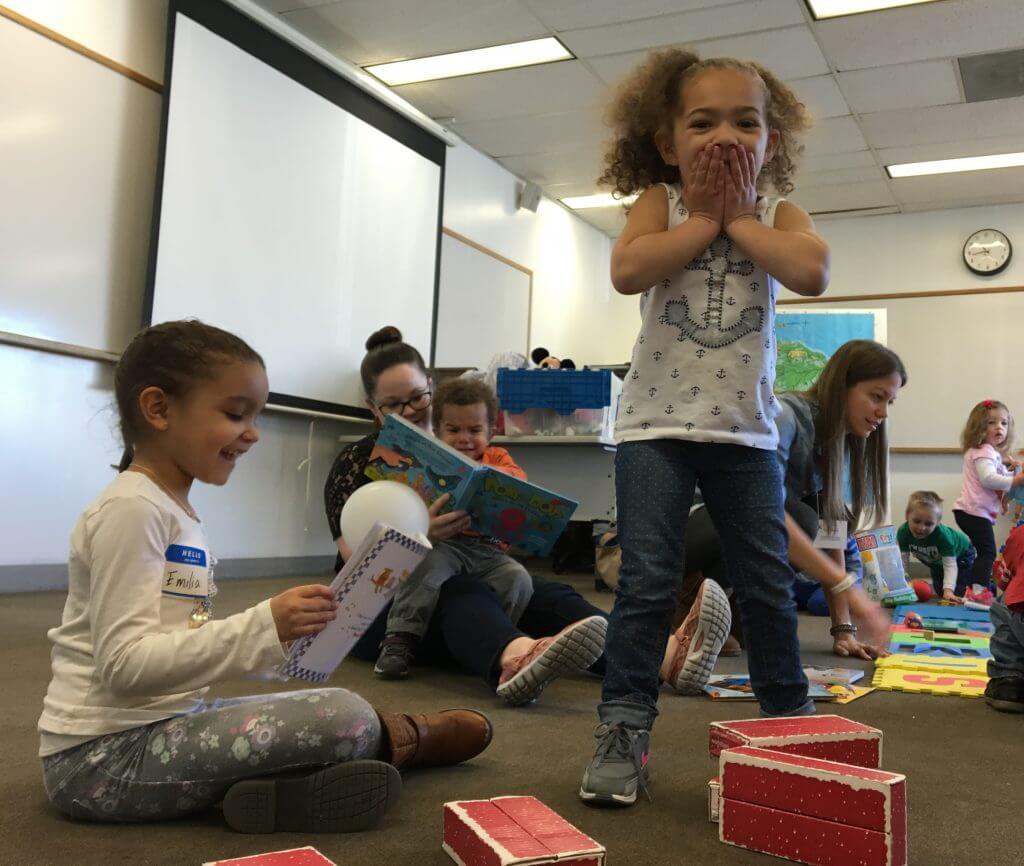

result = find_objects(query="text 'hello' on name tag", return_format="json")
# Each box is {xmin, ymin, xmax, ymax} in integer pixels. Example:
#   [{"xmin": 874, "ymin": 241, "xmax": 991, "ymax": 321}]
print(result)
[
  {"xmin": 814, "ymin": 519, "xmax": 847, "ymax": 550},
  {"xmin": 162, "ymin": 544, "xmax": 209, "ymax": 598}
]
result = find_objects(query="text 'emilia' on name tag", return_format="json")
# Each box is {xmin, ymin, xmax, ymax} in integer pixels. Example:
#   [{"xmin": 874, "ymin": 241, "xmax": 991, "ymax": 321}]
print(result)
[
  {"xmin": 162, "ymin": 544, "xmax": 209, "ymax": 598},
  {"xmin": 814, "ymin": 519, "xmax": 848, "ymax": 550}
]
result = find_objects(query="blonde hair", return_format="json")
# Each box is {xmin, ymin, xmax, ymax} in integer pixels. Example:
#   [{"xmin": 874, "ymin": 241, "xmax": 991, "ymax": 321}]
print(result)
[
  {"xmin": 598, "ymin": 49, "xmax": 810, "ymax": 199},
  {"xmin": 802, "ymin": 341, "xmax": 907, "ymax": 529},
  {"xmin": 960, "ymin": 400, "xmax": 1015, "ymax": 458},
  {"xmin": 906, "ymin": 490, "xmax": 943, "ymax": 517}
]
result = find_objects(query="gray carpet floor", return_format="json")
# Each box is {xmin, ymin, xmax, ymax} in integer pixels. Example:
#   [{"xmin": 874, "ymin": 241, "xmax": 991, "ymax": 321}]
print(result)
[{"xmin": 3, "ymin": 571, "xmax": 1021, "ymax": 865}]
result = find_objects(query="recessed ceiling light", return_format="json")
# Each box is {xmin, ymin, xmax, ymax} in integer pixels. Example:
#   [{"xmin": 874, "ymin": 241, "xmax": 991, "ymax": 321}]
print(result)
[
  {"xmin": 561, "ymin": 193, "xmax": 637, "ymax": 209},
  {"xmin": 886, "ymin": 152, "xmax": 1024, "ymax": 178},
  {"xmin": 364, "ymin": 37, "xmax": 573, "ymax": 86},
  {"xmin": 804, "ymin": 0, "xmax": 944, "ymax": 19}
]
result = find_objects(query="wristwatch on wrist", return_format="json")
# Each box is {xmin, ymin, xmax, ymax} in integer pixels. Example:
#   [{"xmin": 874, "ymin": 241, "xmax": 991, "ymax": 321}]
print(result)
[{"xmin": 829, "ymin": 623, "xmax": 857, "ymax": 637}]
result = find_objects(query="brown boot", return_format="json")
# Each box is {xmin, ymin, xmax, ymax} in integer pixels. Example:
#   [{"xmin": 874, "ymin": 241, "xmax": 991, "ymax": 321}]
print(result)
[
  {"xmin": 720, "ymin": 634, "xmax": 742, "ymax": 657},
  {"xmin": 377, "ymin": 709, "xmax": 493, "ymax": 770}
]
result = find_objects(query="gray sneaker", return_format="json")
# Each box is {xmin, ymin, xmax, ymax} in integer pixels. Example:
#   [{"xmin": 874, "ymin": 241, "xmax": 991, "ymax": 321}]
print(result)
[
  {"xmin": 374, "ymin": 632, "xmax": 417, "ymax": 679},
  {"xmin": 579, "ymin": 723, "xmax": 650, "ymax": 806}
]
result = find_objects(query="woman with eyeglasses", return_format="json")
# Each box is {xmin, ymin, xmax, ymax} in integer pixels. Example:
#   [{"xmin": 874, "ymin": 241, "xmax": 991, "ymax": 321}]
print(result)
[{"xmin": 325, "ymin": 327, "xmax": 721, "ymax": 705}]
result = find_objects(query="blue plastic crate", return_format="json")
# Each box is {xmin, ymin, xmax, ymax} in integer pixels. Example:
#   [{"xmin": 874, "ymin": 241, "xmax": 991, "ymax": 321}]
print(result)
[{"xmin": 497, "ymin": 368, "xmax": 612, "ymax": 415}]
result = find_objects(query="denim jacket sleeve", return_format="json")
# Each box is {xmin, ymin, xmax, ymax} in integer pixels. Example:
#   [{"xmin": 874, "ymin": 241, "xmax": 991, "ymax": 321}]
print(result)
[{"xmin": 776, "ymin": 393, "xmax": 820, "ymax": 504}]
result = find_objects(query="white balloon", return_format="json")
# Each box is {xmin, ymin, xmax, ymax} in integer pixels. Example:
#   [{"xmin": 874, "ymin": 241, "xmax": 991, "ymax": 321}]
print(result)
[{"xmin": 340, "ymin": 481, "xmax": 430, "ymax": 550}]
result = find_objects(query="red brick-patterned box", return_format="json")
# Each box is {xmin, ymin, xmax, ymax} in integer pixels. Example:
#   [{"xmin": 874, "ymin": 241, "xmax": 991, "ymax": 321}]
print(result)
[
  {"xmin": 443, "ymin": 796, "xmax": 605, "ymax": 866},
  {"xmin": 709, "ymin": 715, "xmax": 882, "ymax": 768},
  {"xmin": 719, "ymin": 746, "xmax": 907, "ymax": 866}
]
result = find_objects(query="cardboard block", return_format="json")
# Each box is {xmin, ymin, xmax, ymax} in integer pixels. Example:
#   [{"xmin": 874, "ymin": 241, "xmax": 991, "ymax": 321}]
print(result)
[
  {"xmin": 443, "ymin": 797, "xmax": 604, "ymax": 866},
  {"xmin": 719, "ymin": 746, "xmax": 906, "ymax": 866},
  {"xmin": 709, "ymin": 715, "xmax": 882, "ymax": 768},
  {"xmin": 203, "ymin": 849, "xmax": 335, "ymax": 866}
]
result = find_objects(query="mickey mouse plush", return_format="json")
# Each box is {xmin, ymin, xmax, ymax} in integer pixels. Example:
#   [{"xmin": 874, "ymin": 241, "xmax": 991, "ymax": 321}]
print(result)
[{"xmin": 531, "ymin": 347, "xmax": 576, "ymax": 370}]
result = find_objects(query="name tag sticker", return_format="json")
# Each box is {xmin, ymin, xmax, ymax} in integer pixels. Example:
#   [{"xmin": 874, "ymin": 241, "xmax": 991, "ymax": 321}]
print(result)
[
  {"xmin": 814, "ymin": 519, "xmax": 847, "ymax": 550},
  {"xmin": 162, "ymin": 544, "xmax": 209, "ymax": 598}
]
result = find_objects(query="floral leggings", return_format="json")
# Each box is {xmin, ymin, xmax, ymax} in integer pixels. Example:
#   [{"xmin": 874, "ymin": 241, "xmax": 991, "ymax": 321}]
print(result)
[{"xmin": 41, "ymin": 688, "xmax": 381, "ymax": 822}]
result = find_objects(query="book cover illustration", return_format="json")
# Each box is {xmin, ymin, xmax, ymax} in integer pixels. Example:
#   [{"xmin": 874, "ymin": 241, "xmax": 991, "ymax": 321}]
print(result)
[
  {"xmin": 365, "ymin": 415, "xmax": 577, "ymax": 556},
  {"xmin": 704, "ymin": 674, "xmax": 837, "ymax": 701},
  {"xmin": 279, "ymin": 523, "xmax": 429, "ymax": 683}
]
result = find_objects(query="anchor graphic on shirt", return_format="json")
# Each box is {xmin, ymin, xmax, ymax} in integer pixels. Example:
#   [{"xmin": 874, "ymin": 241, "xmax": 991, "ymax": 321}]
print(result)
[{"xmin": 659, "ymin": 235, "xmax": 764, "ymax": 348}]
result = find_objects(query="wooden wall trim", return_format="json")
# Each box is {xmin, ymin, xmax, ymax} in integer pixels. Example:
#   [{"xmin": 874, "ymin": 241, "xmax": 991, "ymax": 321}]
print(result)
[
  {"xmin": 778, "ymin": 284, "xmax": 1024, "ymax": 305},
  {"xmin": 0, "ymin": 4, "xmax": 162, "ymax": 93}
]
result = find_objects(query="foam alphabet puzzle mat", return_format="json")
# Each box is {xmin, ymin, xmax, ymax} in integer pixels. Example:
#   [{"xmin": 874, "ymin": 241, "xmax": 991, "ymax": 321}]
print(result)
[
  {"xmin": 891, "ymin": 603, "xmax": 992, "ymax": 623},
  {"xmin": 887, "ymin": 638, "xmax": 991, "ymax": 658},
  {"xmin": 871, "ymin": 668, "xmax": 987, "ymax": 698},
  {"xmin": 875, "ymin": 653, "xmax": 989, "ymax": 676}
]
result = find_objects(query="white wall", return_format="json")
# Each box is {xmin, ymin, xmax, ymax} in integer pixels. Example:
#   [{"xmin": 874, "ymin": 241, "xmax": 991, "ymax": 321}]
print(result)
[
  {"xmin": 807, "ymin": 203, "xmax": 1024, "ymax": 553},
  {"xmin": 0, "ymin": 2, "xmax": 623, "ymax": 587}
]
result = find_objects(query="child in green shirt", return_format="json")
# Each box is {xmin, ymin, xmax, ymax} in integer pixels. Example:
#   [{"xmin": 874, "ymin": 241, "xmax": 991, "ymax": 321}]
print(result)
[{"xmin": 897, "ymin": 491, "xmax": 977, "ymax": 601}]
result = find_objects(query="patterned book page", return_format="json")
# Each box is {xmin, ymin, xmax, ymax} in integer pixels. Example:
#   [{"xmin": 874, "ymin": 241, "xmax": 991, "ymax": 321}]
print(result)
[{"xmin": 279, "ymin": 523, "xmax": 429, "ymax": 683}]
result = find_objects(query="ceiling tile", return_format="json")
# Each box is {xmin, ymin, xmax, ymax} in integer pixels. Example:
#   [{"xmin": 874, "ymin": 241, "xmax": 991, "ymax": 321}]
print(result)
[
  {"xmin": 790, "ymin": 74, "xmax": 850, "ymax": 120},
  {"xmin": 860, "ymin": 96, "xmax": 1024, "ymax": 150},
  {"xmin": 250, "ymin": 0, "xmax": 334, "ymax": 13},
  {"xmin": 543, "ymin": 180, "xmax": 613, "ymax": 200},
  {"xmin": 800, "ymin": 150, "xmax": 877, "ymax": 172},
  {"xmin": 520, "ymin": 0, "xmax": 737, "ymax": 32},
  {"xmin": 575, "ymin": 205, "xmax": 629, "ymax": 236},
  {"xmin": 588, "ymin": 25, "xmax": 829, "ymax": 85},
  {"xmin": 451, "ymin": 107, "xmax": 606, "ymax": 158},
  {"xmin": 837, "ymin": 59, "xmax": 960, "ymax": 114},
  {"xmin": 393, "ymin": 60, "xmax": 605, "ymax": 124},
  {"xmin": 500, "ymin": 143, "xmax": 606, "ymax": 187},
  {"xmin": 560, "ymin": 0, "xmax": 805, "ymax": 59},
  {"xmin": 891, "ymin": 166, "xmax": 1024, "ymax": 206},
  {"xmin": 815, "ymin": 0, "xmax": 1024, "ymax": 72},
  {"xmin": 901, "ymin": 191, "xmax": 1024, "ymax": 213},
  {"xmin": 282, "ymin": 0, "xmax": 544, "ymax": 66},
  {"xmin": 798, "ymin": 165, "xmax": 887, "ymax": 187},
  {"xmin": 802, "ymin": 115, "xmax": 868, "ymax": 155},
  {"xmin": 789, "ymin": 181, "xmax": 896, "ymax": 214}
]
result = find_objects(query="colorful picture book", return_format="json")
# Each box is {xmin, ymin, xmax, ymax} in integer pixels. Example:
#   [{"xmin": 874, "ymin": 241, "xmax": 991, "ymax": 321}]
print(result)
[
  {"xmin": 365, "ymin": 414, "xmax": 578, "ymax": 556},
  {"xmin": 803, "ymin": 666, "xmax": 865, "ymax": 686},
  {"xmin": 279, "ymin": 523, "xmax": 430, "ymax": 683},
  {"xmin": 704, "ymin": 674, "xmax": 836, "ymax": 701}
]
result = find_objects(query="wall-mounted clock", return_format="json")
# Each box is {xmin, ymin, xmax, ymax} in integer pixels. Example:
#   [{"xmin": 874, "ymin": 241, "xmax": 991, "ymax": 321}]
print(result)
[{"xmin": 963, "ymin": 228, "xmax": 1012, "ymax": 276}]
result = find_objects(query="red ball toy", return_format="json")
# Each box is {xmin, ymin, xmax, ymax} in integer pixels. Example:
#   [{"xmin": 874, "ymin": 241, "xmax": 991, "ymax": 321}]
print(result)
[{"xmin": 911, "ymin": 579, "xmax": 934, "ymax": 602}]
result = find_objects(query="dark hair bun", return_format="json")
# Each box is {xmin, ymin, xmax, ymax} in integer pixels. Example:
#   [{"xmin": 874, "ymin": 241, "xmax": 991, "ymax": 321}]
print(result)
[{"xmin": 366, "ymin": 326, "xmax": 403, "ymax": 352}]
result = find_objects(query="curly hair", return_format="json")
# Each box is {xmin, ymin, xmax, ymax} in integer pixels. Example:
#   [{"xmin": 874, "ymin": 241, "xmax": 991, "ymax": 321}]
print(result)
[
  {"xmin": 961, "ymin": 399, "xmax": 1015, "ymax": 458},
  {"xmin": 433, "ymin": 376, "xmax": 500, "ymax": 429},
  {"xmin": 598, "ymin": 49, "xmax": 811, "ymax": 199}
]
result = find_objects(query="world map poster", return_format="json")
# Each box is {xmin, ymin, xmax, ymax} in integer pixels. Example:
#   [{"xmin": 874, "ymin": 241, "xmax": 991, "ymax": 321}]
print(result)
[{"xmin": 774, "ymin": 310, "xmax": 886, "ymax": 392}]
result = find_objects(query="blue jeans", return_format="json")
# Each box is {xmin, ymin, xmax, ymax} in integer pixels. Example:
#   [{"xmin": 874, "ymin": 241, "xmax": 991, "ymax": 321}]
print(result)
[
  {"xmin": 601, "ymin": 440, "xmax": 811, "ymax": 726},
  {"xmin": 989, "ymin": 600, "xmax": 1024, "ymax": 679}
]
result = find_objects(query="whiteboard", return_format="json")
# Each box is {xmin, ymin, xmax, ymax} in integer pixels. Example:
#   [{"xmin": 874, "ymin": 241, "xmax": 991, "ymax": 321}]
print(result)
[
  {"xmin": 785, "ymin": 291, "xmax": 1024, "ymax": 449},
  {"xmin": 434, "ymin": 231, "xmax": 532, "ymax": 370},
  {"xmin": 149, "ymin": 8, "xmax": 442, "ymax": 414},
  {"xmin": 0, "ymin": 15, "xmax": 161, "ymax": 352}
]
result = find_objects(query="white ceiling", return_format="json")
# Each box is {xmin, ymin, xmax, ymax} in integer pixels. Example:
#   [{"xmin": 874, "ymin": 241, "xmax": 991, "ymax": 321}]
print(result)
[{"xmin": 253, "ymin": 0, "xmax": 1024, "ymax": 235}]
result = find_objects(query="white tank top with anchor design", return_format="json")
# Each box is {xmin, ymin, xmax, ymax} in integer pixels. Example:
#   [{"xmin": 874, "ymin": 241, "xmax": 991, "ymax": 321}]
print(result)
[{"xmin": 616, "ymin": 182, "xmax": 784, "ymax": 451}]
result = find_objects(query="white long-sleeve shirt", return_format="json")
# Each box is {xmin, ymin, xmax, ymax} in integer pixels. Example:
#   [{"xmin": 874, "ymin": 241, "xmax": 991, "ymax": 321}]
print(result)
[{"xmin": 38, "ymin": 472, "xmax": 285, "ymax": 757}]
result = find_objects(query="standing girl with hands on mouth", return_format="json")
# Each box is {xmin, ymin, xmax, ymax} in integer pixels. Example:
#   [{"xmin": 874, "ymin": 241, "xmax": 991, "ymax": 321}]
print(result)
[{"xmin": 579, "ymin": 49, "xmax": 831, "ymax": 808}]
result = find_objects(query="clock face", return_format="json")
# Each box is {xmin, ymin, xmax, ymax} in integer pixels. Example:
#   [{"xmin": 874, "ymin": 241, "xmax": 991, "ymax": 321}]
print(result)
[{"xmin": 963, "ymin": 229, "xmax": 1011, "ymax": 275}]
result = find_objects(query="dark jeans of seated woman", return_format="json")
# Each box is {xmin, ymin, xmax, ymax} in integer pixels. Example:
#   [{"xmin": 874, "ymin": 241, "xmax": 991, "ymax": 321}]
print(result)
[
  {"xmin": 673, "ymin": 499, "xmax": 826, "ymax": 639},
  {"xmin": 352, "ymin": 573, "xmax": 608, "ymax": 688}
]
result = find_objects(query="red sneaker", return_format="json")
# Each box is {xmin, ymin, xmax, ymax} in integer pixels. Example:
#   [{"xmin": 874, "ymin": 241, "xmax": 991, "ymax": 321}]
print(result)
[
  {"xmin": 964, "ymin": 585, "xmax": 994, "ymax": 608},
  {"xmin": 497, "ymin": 616, "xmax": 607, "ymax": 707}
]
